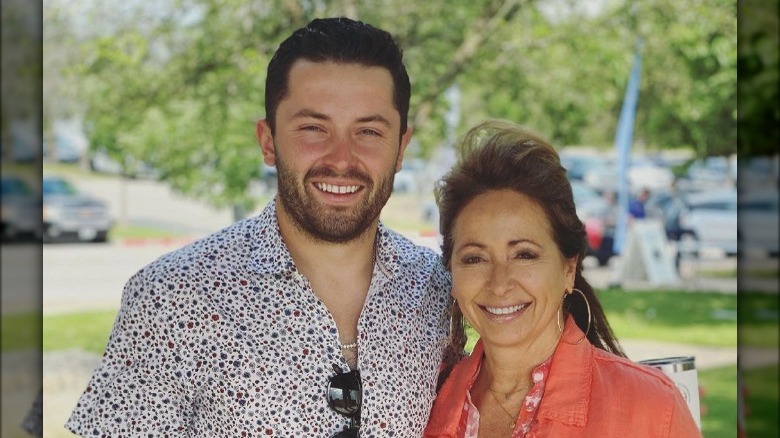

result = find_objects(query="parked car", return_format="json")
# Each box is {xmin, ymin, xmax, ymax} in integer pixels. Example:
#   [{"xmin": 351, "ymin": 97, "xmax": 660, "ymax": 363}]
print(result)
[
  {"xmin": 393, "ymin": 159, "xmax": 424, "ymax": 194},
  {"xmin": 739, "ymin": 155, "xmax": 778, "ymax": 189},
  {"xmin": 89, "ymin": 150, "xmax": 161, "ymax": 180},
  {"xmin": 675, "ymin": 156, "xmax": 736, "ymax": 192},
  {"xmin": 42, "ymin": 175, "xmax": 113, "ymax": 243},
  {"xmin": 739, "ymin": 187, "xmax": 779, "ymax": 258},
  {"xmin": 645, "ymin": 190, "xmax": 688, "ymax": 240},
  {"xmin": 561, "ymin": 153, "xmax": 610, "ymax": 182},
  {"xmin": 1, "ymin": 175, "xmax": 42, "ymax": 241},
  {"xmin": 627, "ymin": 160, "xmax": 675, "ymax": 194},
  {"xmin": 677, "ymin": 188, "xmax": 738, "ymax": 256},
  {"xmin": 582, "ymin": 160, "xmax": 617, "ymax": 194},
  {"xmin": 571, "ymin": 181, "xmax": 616, "ymax": 266}
]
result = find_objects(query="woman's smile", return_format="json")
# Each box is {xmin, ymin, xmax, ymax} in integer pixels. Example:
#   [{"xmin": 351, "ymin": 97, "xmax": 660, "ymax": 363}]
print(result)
[{"xmin": 482, "ymin": 302, "xmax": 529, "ymax": 319}]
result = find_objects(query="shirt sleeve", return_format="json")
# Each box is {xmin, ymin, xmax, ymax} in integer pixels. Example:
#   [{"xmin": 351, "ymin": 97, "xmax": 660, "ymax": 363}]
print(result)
[
  {"xmin": 65, "ymin": 268, "xmax": 196, "ymax": 437},
  {"xmin": 666, "ymin": 387, "xmax": 704, "ymax": 438}
]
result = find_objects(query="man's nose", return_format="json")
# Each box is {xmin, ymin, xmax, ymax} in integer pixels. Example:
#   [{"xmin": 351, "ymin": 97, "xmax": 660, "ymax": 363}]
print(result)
[{"xmin": 324, "ymin": 134, "xmax": 359, "ymax": 171}]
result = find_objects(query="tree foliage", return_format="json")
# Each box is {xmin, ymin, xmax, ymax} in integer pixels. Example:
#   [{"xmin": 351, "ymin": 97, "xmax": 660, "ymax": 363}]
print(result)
[
  {"xmin": 737, "ymin": 0, "xmax": 779, "ymax": 157},
  {"xmin": 43, "ymin": 0, "xmax": 738, "ymax": 210}
]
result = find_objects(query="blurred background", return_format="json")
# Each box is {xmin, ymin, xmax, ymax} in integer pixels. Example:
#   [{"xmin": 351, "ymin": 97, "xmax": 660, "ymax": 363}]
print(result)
[{"xmin": 1, "ymin": 0, "xmax": 778, "ymax": 436}]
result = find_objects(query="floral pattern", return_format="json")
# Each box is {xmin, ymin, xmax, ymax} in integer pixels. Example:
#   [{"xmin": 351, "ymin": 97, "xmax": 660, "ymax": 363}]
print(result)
[{"xmin": 66, "ymin": 199, "xmax": 451, "ymax": 437}]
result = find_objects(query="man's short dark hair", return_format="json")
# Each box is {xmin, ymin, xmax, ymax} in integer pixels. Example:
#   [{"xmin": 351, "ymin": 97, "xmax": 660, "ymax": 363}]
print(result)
[{"xmin": 264, "ymin": 17, "xmax": 411, "ymax": 137}]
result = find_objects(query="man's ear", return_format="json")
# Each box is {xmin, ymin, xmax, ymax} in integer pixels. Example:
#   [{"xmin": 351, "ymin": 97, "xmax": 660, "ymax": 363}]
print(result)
[
  {"xmin": 395, "ymin": 126, "xmax": 414, "ymax": 173},
  {"xmin": 256, "ymin": 119, "xmax": 276, "ymax": 166}
]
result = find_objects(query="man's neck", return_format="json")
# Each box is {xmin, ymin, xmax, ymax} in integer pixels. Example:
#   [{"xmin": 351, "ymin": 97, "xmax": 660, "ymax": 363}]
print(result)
[
  {"xmin": 275, "ymin": 202, "xmax": 378, "ymax": 280},
  {"xmin": 275, "ymin": 201, "xmax": 379, "ymax": 340}
]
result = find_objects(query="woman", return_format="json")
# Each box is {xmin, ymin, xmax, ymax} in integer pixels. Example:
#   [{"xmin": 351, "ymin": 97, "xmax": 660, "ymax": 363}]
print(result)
[{"xmin": 424, "ymin": 120, "xmax": 700, "ymax": 437}]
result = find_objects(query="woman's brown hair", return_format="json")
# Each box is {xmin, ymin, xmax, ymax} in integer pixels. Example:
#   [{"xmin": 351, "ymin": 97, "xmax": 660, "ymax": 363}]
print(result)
[{"xmin": 435, "ymin": 120, "xmax": 625, "ymax": 389}]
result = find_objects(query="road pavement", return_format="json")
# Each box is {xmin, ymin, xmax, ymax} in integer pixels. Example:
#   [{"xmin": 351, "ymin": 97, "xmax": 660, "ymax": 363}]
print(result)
[{"xmin": 29, "ymin": 171, "xmax": 776, "ymax": 437}]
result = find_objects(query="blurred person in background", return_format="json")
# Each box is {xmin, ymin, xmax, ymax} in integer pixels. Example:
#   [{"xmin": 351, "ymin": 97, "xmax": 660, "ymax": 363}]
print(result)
[
  {"xmin": 628, "ymin": 187, "xmax": 651, "ymax": 219},
  {"xmin": 424, "ymin": 120, "xmax": 701, "ymax": 437},
  {"xmin": 66, "ymin": 17, "xmax": 451, "ymax": 437}
]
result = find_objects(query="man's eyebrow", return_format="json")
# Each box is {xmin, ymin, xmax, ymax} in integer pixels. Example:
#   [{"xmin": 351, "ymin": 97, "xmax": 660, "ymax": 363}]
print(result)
[
  {"xmin": 291, "ymin": 110, "xmax": 392, "ymax": 127},
  {"xmin": 356, "ymin": 114, "xmax": 392, "ymax": 127},
  {"xmin": 291, "ymin": 109, "xmax": 329, "ymax": 121}
]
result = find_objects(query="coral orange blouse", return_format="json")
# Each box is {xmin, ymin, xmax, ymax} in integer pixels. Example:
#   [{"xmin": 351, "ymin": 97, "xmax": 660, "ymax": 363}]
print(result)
[{"xmin": 424, "ymin": 316, "xmax": 702, "ymax": 437}]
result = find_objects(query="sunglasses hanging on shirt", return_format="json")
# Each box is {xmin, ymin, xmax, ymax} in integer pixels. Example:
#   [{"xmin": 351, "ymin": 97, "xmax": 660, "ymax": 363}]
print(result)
[{"xmin": 327, "ymin": 364, "xmax": 362, "ymax": 437}]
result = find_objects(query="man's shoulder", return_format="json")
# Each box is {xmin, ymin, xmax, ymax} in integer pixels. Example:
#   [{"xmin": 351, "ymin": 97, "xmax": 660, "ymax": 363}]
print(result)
[
  {"xmin": 382, "ymin": 228, "xmax": 442, "ymax": 267},
  {"xmin": 140, "ymin": 214, "xmax": 271, "ymax": 278}
]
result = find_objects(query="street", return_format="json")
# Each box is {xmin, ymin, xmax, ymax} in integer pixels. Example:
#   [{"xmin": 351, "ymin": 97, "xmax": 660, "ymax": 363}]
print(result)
[
  {"xmin": 41, "ymin": 236, "xmax": 748, "ymax": 316},
  {"xmin": 40, "ymin": 169, "xmax": 755, "ymax": 317}
]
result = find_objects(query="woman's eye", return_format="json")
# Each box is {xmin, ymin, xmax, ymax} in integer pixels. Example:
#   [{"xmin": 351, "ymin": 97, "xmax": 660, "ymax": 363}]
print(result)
[
  {"xmin": 514, "ymin": 251, "xmax": 537, "ymax": 260},
  {"xmin": 461, "ymin": 255, "xmax": 484, "ymax": 265}
]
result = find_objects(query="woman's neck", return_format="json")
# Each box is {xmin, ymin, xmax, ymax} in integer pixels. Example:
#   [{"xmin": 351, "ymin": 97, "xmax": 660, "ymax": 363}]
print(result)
[{"xmin": 480, "ymin": 326, "xmax": 562, "ymax": 393}]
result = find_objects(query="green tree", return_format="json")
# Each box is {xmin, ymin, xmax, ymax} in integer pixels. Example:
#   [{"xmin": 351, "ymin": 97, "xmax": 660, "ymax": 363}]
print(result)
[
  {"xmin": 737, "ymin": 0, "xmax": 779, "ymax": 157},
  {"xmin": 46, "ymin": 0, "xmax": 738, "ymax": 212}
]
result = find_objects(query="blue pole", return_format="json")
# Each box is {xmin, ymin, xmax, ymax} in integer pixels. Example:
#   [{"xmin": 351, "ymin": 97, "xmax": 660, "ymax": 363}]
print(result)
[{"xmin": 612, "ymin": 38, "xmax": 644, "ymax": 255}]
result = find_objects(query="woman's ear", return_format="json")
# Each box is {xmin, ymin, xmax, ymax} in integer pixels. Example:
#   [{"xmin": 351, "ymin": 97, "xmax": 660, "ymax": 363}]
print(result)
[{"xmin": 565, "ymin": 256, "xmax": 578, "ymax": 290}]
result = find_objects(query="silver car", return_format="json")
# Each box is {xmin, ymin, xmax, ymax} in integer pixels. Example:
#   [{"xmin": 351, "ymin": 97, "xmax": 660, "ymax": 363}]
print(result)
[
  {"xmin": 43, "ymin": 175, "xmax": 112, "ymax": 242},
  {"xmin": 678, "ymin": 188, "xmax": 738, "ymax": 256},
  {"xmin": 1, "ymin": 175, "xmax": 42, "ymax": 241}
]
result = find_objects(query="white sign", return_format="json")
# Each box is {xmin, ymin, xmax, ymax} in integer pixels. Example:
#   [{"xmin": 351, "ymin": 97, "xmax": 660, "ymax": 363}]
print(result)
[{"xmin": 618, "ymin": 219, "xmax": 679, "ymax": 285}]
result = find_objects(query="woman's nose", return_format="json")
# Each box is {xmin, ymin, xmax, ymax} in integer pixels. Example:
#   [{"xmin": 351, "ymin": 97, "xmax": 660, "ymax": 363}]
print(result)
[{"xmin": 488, "ymin": 263, "xmax": 514, "ymax": 296}]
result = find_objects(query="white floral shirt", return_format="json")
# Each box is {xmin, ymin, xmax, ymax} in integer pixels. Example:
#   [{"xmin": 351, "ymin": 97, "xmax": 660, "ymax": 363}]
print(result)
[{"xmin": 66, "ymin": 199, "xmax": 452, "ymax": 437}]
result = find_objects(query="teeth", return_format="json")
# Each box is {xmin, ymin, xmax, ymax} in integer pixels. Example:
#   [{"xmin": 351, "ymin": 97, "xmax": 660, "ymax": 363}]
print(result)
[
  {"xmin": 316, "ymin": 183, "xmax": 360, "ymax": 194},
  {"xmin": 485, "ymin": 304, "xmax": 527, "ymax": 315}
]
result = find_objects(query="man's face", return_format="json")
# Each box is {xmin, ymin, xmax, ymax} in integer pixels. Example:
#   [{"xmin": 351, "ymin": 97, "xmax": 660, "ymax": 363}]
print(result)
[{"xmin": 258, "ymin": 60, "xmax": 411, "ymax": 243}]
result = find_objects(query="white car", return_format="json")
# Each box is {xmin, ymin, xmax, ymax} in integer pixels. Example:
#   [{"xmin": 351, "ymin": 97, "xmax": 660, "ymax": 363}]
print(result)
[
  {"xmin": 678, "ymin": 189, "xmax": 738, "ymax": 256},
  {"xmin": 628, "ymin": 163, "xmax": 675, "ymax": 193},
  {"xmin": 739, "ymin": 188, "xmax": 779, "ymax": 258}
]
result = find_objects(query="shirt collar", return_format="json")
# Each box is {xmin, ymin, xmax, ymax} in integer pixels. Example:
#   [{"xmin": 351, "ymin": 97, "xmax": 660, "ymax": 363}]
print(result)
[
  {"xmin": 536, "ymin": 315, "xmax": 592, "ymax": 427},
  {"xmin": 425, "ymin": 316, "xmax": 592, "ymax": 435},
  {"xmin": 424, "ymin": 341, "xmax": 485, "ymax": 435},
  {"xmin": 248, "ymin": 199, "xmax": 295, "ymax": 276},
  {"xmin": 248, "ymin": 198, "xmax": 399, "ymax": 279}
]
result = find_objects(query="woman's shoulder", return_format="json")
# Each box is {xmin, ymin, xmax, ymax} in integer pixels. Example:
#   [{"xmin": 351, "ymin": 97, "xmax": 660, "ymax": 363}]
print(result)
[
  {"xmin": 582, "ymin": 348, "xmax": 701, "ymax": 436},
  {"xmin": 590, "ymin": 348, "xmax": 681, "ymax": 400}
]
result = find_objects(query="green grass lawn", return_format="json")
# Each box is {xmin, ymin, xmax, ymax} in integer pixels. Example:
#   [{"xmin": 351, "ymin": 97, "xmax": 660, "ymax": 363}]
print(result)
[
  {"xmin": 1, "ymin": 312, "xmax": 41, "ymax": 351},
  {"xmin": 739, "ymin": 291, "xmax": 780, "ymax": 348},
  {"xmin": 737, "ymin": 292, "xmax": 780, "ymax": 437},
  {"xmin": 38, "ymin": 288, "xmax": 754, "ymax": 437},
  {"xmin": 597, "ymin": 289, "xmax": 737, "ymax": 347},
  {"xmin": 699, "ymin": 364, "xmax": 739, "ymax": 438},
  {"xmin": 109, "ymin": 223, "xmax": 193, "ymax": 240},
  {"xmin": 43, "ymin": 310, "xmax": 117, "ymax": 354},
  {"xmin": 463, "ymin": 289, "xmax": 738, "ymax": 350},
  {"xmin": 742, "ymin": 363, "xmax": 780, "ymax": 436}
]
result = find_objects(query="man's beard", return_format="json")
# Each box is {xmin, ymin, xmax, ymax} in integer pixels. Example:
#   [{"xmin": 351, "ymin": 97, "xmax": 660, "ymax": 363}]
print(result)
[{"xmin": 275, "ymin": 157, "xmax": 397, "ymax": 243}]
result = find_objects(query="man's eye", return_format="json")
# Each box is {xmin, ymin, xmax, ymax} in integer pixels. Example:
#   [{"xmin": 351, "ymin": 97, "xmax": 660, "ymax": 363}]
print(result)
[{"xmin": 359, "ymin": 128, "xmax": 381, "ymax": 136}]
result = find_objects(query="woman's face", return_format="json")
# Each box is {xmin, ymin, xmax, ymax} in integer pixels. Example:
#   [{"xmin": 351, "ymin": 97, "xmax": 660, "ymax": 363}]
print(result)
[{"xmin": 450, "ymin": 189, "xmax": 577, "ymax": 352}]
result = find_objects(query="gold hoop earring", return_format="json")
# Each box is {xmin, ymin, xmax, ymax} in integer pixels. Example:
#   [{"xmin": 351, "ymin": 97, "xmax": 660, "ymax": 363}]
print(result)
[
  {"xmin": 562, "ymin": 288, "xmax": 592, "ymax": 345},
  {"xmin": 557, "ymin": 291, "xmax": 568, "ymax": 333}
]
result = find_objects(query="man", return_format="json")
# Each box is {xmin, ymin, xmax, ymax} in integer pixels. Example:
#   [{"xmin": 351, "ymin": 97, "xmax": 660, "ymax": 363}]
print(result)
[{"xmin": 66, "ymin": 18, "xmax": 451, "ymax": 437}]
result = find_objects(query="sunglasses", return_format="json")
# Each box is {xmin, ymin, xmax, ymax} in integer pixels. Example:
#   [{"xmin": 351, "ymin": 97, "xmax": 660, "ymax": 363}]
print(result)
[{"xmin": 327, "ymin": 364, "xmax": 362, "ymax": 438}]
